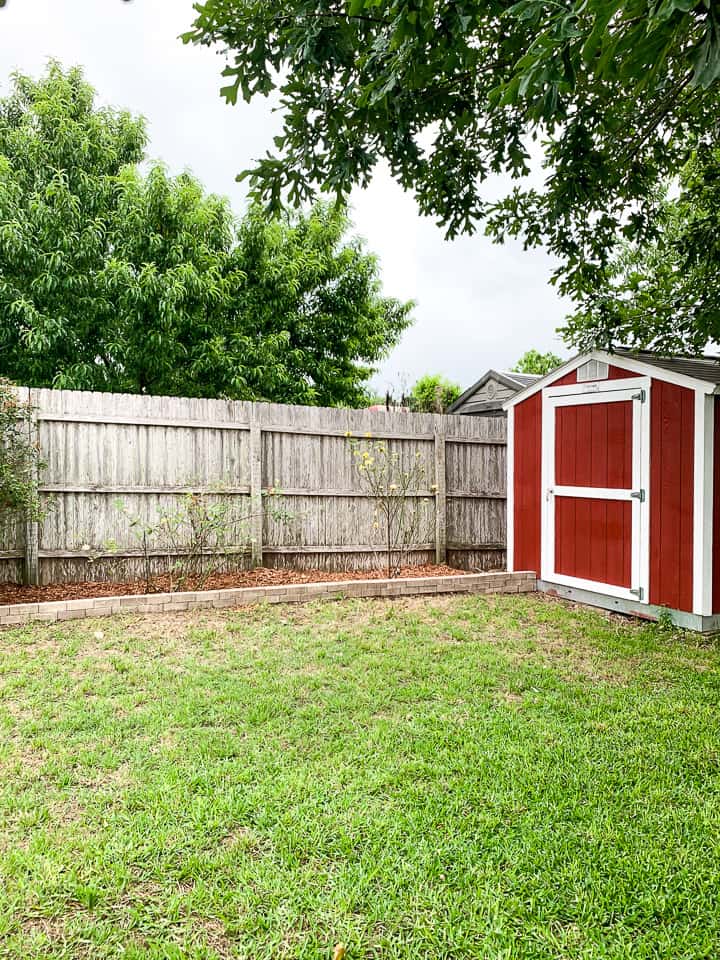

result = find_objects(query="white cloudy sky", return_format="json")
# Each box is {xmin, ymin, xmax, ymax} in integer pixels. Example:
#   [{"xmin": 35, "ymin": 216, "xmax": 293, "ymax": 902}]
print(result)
[{"xmin": 0, "ymin": 0, "xmax": 570, "ymax": 394}]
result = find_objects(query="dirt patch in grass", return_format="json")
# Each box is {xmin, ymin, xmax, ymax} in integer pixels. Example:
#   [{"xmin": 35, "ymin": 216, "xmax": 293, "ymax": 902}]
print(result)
[
  {"xmin": 20, "ymin": 915, "xmax": 69, "ymax": 942},
  {"xmin": 0, "ymin": 563, "xmax": 467, "ymax": 606},
  {"xmin": 220, "ymin": 826, "xmax": 271, "ymax": 859},
  {"xmin": 2, "ymin": 591, "xmax": 666, "ymax": 687},
  {"xmin": 194, "ymin": 917, "xmax": 236, "ymax": 958}
]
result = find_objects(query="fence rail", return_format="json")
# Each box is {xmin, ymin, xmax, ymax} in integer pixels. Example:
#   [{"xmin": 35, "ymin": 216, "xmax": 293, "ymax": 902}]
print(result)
[{"xmin": 2, "ymin": 388, "xmax": 507, "ymax": 585}]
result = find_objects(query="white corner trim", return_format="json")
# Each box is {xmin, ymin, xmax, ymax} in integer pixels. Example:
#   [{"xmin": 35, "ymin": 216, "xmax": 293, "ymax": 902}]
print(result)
[
  {"xmin": 693, "ymin": 391, "xmax": 714, "ymax": 616},
  {"xmin": 638, "ymin": 380, "xmax": 651, "ymax": 605},
  {"xmin": 506, "ymin": 406, "xmax": 514, "ymax": 572}
]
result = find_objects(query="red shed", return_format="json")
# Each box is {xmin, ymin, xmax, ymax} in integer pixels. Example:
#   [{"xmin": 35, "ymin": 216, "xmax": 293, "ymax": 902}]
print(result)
[{"xmin": 504, "ymin": 349, "xmax": 720, "ymax": 632}]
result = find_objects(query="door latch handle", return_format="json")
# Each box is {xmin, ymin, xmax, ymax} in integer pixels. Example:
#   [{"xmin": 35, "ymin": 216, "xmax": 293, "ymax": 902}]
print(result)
[{"xmin": 630, "ymin": 489, "xmax": 645, "ymax": 502}]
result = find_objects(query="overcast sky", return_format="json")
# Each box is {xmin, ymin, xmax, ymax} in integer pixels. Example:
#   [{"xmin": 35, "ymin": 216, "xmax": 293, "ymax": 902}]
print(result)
[{"xmin": 0, "ymin": 0, "xmax": 570, "ymax": 394}]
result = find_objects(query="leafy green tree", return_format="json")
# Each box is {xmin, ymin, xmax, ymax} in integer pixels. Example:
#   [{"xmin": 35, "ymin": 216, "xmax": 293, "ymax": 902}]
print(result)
[
  {"xmin": 185, "ymin": 0, "xmax": 720, "ymax": 305},
  {"xmin": 564, "ymin": 145, "xmax": 720, "ymax": 356},
  {"xmin": 224, "ymin": 204, "xmax": 412, "ymax": 406},
  {"xmin": 512, "ymin": 350, "xmax": 562, "ymax": 377},
  {"xmin": 409, "ymin": 374, "xmax": 461, "ymax": 413},
  {"xmin": 0, "ymin": 64, "xmax": 411, "ymax": 405}
]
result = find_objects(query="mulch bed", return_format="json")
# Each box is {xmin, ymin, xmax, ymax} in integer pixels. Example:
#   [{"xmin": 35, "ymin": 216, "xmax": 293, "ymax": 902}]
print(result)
[{"xmin": 0, "ymin": 563, "xmax": 465, "ymax": 606}]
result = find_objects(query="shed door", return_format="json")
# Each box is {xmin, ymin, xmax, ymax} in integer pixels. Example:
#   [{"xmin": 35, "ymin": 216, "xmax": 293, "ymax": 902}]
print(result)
[{"xmin": 541, "ymin": 380, "xmax": 650, "ymax": 603}]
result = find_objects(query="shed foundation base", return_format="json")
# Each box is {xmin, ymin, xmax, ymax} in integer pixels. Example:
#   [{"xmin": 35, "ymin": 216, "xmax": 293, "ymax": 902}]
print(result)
[{"xmin": 537, "ymin": 580, "xmax": 720, "ymax": 635}]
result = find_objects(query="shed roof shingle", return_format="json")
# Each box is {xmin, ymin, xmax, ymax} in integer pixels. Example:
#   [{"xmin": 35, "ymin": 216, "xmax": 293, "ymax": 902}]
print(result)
[{"xmin": 614, "ymin": 348, "xmax": 720, "ymax": 385}]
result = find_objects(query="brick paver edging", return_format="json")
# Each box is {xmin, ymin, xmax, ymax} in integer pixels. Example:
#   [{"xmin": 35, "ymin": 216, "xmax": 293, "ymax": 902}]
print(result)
[{"xmin": 0, "ymin": 571, "xmax": 536, "ymax": 626}]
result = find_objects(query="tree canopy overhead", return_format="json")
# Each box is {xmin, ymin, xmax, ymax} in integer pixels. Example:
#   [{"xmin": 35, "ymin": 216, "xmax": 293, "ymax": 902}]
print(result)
[
  {"xmin": 185, "ymin": 1, "xmax": 720, "ymax": 304},
  {"xmin": 564, "ymin": 145, "xmax": 720, "ymax": 355},
  {"xmin": 0, "ymin": 64, "xmax": 411, "ymax": 405}
]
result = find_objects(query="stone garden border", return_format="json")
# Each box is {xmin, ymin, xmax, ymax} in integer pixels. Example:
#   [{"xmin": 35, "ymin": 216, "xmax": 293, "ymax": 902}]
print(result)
[{"xmin": 0, "ymin": 571, "xmax": 535, "ymax": 626}]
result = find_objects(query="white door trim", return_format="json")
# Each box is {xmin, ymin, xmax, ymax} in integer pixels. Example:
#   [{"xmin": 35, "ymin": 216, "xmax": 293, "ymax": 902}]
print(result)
[
  {"xmin": 545, "ymin": 385, "xmax": 647, "ymax": 407},
  {"xmin": 541, "ymin": 379, "xmax": 651, "ymax": 603},
  {"xmin": 544, "ymin": 376, "xmax": 648, "ymax": 399},
  {"xmin": 552, "ymin": 485, "xmax": 636, "ymax": 501}
]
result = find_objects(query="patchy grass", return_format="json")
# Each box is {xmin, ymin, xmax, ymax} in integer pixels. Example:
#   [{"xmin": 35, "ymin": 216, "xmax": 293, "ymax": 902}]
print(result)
[{"xmin": 1, "ymin": 594, "xmax": 720, "ymax": 959}]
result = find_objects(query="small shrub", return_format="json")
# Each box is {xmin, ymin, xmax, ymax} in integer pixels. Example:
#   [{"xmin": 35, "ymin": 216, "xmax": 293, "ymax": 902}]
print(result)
[
  {"xmin": 111, "ymin": 485, "xmax": 291, "ymax": 592},
  {"xmin": 348, "ymin": 434, "xmax": 434, "ymax": 578}
]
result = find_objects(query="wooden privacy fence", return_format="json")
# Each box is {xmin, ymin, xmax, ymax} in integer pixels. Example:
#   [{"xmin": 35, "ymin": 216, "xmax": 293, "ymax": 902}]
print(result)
[{"xmin": 1, "ymin": 388, "xmax": 507, "ymax": 585}]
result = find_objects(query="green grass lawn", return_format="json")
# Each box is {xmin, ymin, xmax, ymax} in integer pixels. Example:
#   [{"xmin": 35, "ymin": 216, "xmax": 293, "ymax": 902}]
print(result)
[{"xmin": 2, "ymin": 594, "xmax": 720, "ymax": 959}]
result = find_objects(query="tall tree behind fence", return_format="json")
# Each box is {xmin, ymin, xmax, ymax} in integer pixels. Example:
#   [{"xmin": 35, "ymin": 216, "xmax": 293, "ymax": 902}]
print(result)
[{"xmin": 1, "ymin": 388, "xmax": 507, "ymax": 585}]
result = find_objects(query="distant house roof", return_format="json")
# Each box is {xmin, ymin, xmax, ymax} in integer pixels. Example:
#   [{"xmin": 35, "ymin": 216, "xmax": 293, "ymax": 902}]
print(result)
[
  {"xmin": 502, "ymin": 371, "xmax": 543, "ymax": 389},
  {"xmin": 448, "ymin": 369, "xmax": 542, "ymax": 415}
]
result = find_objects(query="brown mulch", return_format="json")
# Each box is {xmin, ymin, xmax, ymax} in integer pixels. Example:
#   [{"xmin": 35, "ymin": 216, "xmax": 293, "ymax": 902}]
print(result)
[{"xmin": 0, "ymin": 564, "xmax": 465, "ymax": 606}]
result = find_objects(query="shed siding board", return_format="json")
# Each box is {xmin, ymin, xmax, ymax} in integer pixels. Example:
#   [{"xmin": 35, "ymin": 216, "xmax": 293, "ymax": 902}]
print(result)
[
  {"xmin": 555, "ymin": 498, "xmax": 631, "ymax": 587},
  {"xmin": 714, "ymin": 397, "xmax": 720, "ymax": 613},
  {"xmin": 649, "ymin": 379, "xmax": 694, "ymax": 612},
  {"xmin": 608, "ymin": 365, "xmax": 641, "ymax": 380},
  {"xmin": 513, "ymin": 392, "xmax": 542, "ymax": 573},
  {"xmin": 555, "ymin": 402, "xmax": 632, "ymax": 488},
  {"xmin": 554, "ymin": 370, "xmax": 579, "ymax": 387}
]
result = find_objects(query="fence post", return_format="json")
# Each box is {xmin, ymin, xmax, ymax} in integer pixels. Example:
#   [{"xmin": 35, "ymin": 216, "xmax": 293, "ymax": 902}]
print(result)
[
  {"xmin": 434, "ymin": 426, "xmax": 447, "ymax": 564},
  {"xmin": 23, "ymin": 387, "xmax": 40, "ymax": 586},
  {"xmin": 249, "ymin": 410, "xmax": 263, "ymax": 567}
]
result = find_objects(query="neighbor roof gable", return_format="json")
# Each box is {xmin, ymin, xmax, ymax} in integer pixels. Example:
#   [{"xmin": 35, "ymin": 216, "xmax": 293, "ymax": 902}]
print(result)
[{"xmin": 448, "ymin": 369, "xmax": 539, "ymax": 413}]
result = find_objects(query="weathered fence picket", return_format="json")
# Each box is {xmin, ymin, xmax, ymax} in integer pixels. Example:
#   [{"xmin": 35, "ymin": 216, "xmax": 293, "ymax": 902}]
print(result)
[{"xmin": 0, "ymin": 388, "xmax": 507, "ymax": 585}]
